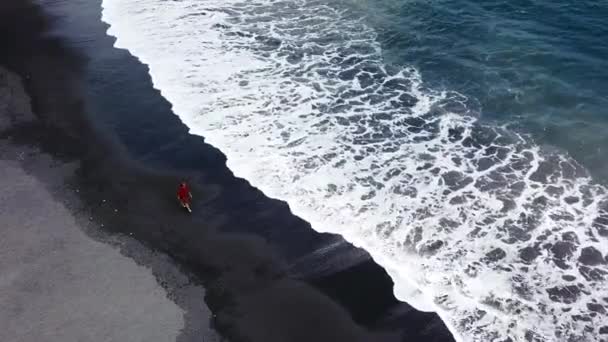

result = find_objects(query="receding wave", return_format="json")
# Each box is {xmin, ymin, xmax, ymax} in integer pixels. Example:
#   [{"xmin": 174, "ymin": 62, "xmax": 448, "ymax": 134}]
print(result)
[{"xmin": 102, "ymin": 0, "xmax": 608, "ymax": 341}]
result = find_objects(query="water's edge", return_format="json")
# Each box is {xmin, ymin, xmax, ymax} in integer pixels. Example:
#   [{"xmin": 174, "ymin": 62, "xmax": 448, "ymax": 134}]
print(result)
[{"xmin": 3, "ymin": 1, "xmax": 456, "ymax": 341}]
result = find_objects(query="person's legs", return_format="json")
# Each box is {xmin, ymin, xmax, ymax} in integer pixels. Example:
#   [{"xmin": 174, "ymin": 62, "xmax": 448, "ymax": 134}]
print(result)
[{"xmin": 178, "ymin": 198, "xmax": 189, "ymax": 211}]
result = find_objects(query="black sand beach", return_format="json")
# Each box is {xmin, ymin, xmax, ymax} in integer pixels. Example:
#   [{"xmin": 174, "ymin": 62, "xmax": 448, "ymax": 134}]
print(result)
[{"xmin": 0, "ymin": 1, "xmax": 455, "ymax": 341}]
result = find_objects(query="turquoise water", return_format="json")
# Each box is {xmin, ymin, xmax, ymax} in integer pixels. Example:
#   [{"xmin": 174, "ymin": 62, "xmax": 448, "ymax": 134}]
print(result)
[{"xmin": 361, "ymin": 0, "xmax": 608, "ymax": 180}]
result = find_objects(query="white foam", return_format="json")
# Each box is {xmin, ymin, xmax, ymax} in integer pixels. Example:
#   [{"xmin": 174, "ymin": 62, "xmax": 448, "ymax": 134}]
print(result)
[{"xmin": 102, "ymin": 0, "xmax": 608, "ymax": 341}]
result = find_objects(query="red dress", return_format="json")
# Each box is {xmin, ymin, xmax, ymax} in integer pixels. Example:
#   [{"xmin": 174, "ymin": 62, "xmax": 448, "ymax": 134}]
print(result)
[{"xmin": 177, "ymin": 184, "xmax": 190, "ymax": 204}]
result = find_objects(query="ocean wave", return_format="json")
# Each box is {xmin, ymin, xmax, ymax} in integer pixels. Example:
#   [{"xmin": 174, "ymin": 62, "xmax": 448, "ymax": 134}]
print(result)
[{"xmin": 102, "ymin": 0, "xmax": 608, "ymax": 340}]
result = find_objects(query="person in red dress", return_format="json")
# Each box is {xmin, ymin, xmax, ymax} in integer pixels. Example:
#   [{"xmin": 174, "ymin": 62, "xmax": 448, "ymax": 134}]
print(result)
[{"xmin": 177, "ymin": 181, "xmax": 192, "ymax": 212}]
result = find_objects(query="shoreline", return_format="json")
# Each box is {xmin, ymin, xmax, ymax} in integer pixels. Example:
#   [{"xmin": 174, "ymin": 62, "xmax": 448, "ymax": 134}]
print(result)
[{"xmin": 0, "ymin": 1, "xmax": 455, "ymax": 341}]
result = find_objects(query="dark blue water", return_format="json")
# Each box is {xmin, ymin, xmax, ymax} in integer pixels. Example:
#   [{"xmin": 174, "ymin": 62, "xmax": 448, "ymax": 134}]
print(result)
[{"xmin": 362, "ymin": 0, "xmax": 608, "ymax": 180}]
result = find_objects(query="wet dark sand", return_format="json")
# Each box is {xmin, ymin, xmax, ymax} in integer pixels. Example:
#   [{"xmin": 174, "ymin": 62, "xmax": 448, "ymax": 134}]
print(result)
[
  {"xmin": 0, "ymin": 64, "xmax": 219, "ymax": 342},
  {"xmin": 0, "ymin": 1, "xmax": 455, "ymax": 341}
]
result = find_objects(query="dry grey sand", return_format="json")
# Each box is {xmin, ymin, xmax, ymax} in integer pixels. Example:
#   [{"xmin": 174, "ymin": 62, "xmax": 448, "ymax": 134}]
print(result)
[{"xmin": 0, "ymin": 159, "xmax": 183, "ymax": 342}]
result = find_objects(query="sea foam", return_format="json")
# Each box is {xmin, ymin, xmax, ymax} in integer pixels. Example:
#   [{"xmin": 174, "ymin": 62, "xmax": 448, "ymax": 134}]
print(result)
[{"xmin": 102, "ymin": 0, "xmax": 608, "ymax": 340}]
